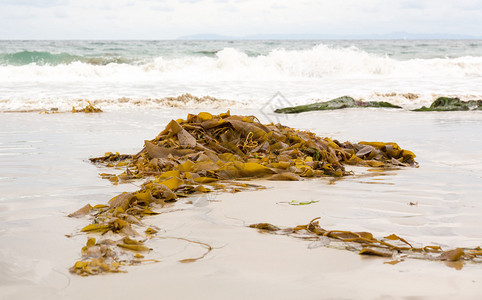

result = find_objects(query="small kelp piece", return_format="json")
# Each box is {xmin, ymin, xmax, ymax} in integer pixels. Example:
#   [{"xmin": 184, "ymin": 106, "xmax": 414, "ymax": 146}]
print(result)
[
  {"xmin": 70, "ymin": 232, "xmax": 161, "ymax": 276},
  {"xmin": 249, "ymin": 223, "xmax": 281, "ymax": 231},
  {"xmin": 413, "ymin": 97, "xmax": 482, "ymax": 111},
  {"xmin": 359, "ymin": 247, "xmax": 394, "ymax": 257},
  {"xmin": 72, "ymin": 101, "xmax": 102, "ymax": 113},
  {"xmin": 109, "ymin": 192, "xmax": 136, "ymax": 211},
  {"xmin": 68, "ymin": 204, "xmax": 92, "ymax": 218},
  {"xmin": 249, "ymin": 217, "xmax": 482, "ymax": 266},
  {"xmin": 70, "ymin": 238, "xmax": 124, "ymax": 276},
  {"xmin": 439, "ymin": 248, "xmax": 465, "ymax": 262},
  {"xmin": 145, "ymin": 227, "xmax": 158, "ymax": 235},
  {"xmin": 117, "ymin": 237, "xmax": 151, "ymax": 252},
  {"xmin": 90, "ymin": 152, "xmax": 133, "ymax": 163},
  {"xmin": 384, "ymin": 233, "xmax": 412, "ymax": 248},
  {"xmin": 166, "ymin": 120, "xmax": 197, "ymax": 148},
  {"xmin": 275, "ymin": 96, "xmax": 401, "ymax": 114},
  {"xmin": 81, "ymin": 223, "xmax": 111, "ymax": 233}
]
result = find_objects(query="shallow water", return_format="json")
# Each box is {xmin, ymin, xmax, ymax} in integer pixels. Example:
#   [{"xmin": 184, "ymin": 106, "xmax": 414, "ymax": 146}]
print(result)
[{"xmin": 1, "ymin": 108, "xmax": 481, "ymax": 299}]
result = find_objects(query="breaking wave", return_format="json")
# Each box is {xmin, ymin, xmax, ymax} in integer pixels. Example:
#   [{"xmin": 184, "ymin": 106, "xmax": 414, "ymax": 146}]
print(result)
[
  {"xmin": 0, "ymin": 93, "xmax": 239, "ymax": 112},
  {"xmin": 2, "ymin": 43, "xmax": 482, "ymax": 111},
  {"xmin": 2, "ymin": 45, "xmax": 482, "ymax": 82},
  {"xmin": 0, "ymin": 51, "xmax": 132, "ymax": 66}
]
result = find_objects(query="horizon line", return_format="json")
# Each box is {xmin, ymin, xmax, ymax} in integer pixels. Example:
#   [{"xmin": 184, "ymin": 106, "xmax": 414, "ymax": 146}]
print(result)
[{"xmin": 2, "ymin": 32, "xmax": 482, "ymax": 41}]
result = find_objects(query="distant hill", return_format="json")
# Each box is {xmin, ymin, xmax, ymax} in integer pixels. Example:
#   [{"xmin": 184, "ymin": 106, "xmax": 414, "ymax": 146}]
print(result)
[
  {"xmin": 178, "ymin": 32, "xmax": 481, "ymax": 40},
  {"xmin": 178, "ymin": 34, "xmax": 234, "ymax": 40}
]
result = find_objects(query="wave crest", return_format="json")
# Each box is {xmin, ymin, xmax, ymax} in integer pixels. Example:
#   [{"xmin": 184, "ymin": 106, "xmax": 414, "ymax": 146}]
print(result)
[
  {"xmin": 0, "ymin": 93, "xmax": 238, "ymax": 112},
  {"xmin": 2, "ymin": 44, "xmax": 482, "ymax": 82},
  {"xmin": 0, "ymin": 50, "xmax": 131, "ymax": 66}
]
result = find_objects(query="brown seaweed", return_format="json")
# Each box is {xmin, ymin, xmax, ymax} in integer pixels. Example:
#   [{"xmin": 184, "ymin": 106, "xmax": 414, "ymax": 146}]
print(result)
[
  {"xmin": 39, "ymin": 101, "xmax": 103, "ymax": 114},
  {"xmin": 249, "ymin": 217, "xmax": 482, "ymax": 266},
  {"xmin": 72, "ymin": 101, "xmax": 102, "ymax": 113},
  {"xmin": 69, "ymin": 111, "xmax": 419, "ymax": 275}
]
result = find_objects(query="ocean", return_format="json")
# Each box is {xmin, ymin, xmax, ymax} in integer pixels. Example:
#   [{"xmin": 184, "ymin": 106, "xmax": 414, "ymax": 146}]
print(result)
[
  {"xmin": 1, "ymin": 40, "xmax": 482, "ymax": 299},
  {"xmin": 2, "ymin": 39, "xmax": 482, "ymax": 111}
]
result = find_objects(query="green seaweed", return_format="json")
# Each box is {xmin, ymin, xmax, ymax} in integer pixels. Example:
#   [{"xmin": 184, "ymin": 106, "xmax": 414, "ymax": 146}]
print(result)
[
  {"xmin": 363, "ymin": 101, "xmax": 402, "ymax": 108},
  {"xmin": 280, "ymin": 200, "xmax": 320, "ymax": 206},
  {"xmin": 275, "ymin": 96, "xmax": 401, "ymax": 114},
  {"xmin": 413, "ymin": 97, "xmax": 482, "ymax": 111}
]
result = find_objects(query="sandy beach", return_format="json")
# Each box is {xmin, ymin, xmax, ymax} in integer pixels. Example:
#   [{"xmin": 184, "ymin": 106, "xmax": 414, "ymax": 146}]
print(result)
[
  {"xmin": 1, "ymin": 108, "xmax": 481, "ymax": 299},
  {"xmin": 3, "ymin": 0, "xmax": 482, "ymax": 297}
]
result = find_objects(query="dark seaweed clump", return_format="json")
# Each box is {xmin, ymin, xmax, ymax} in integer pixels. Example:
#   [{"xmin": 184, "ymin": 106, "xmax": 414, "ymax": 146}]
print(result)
[
  {"xmin": 274, "ymin": 95, "xmax": 482, "ymax": 114},
  {"xmin": 413, "ymin": 97, "xmax": 482, "ymax": 111},
  {"xmin": 275, "ymin": 96, "xmax": 401, "ymax": 114}
]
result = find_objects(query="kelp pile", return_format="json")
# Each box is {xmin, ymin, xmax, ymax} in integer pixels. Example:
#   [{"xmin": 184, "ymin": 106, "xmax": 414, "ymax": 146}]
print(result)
[
  {"xmin": 250, "ymin": 218, "xmax": 482, "ymax": 267},
  {"xmin": 69, "ymin": 111, "xmax": 419, "ymax": 275},
  {"xmin": 92, "ymin": 111, "xmax": 417, "ymax": 182}
]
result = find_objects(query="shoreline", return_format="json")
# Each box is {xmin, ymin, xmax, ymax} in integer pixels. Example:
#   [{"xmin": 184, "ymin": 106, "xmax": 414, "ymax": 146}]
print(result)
[{"xmin": 4, "ymin": 92, "xmax": 482, "ymax": 112}]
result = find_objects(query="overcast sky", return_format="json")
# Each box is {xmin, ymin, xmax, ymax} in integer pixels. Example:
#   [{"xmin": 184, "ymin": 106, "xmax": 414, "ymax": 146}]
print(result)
[{"xmin": 1, "ymin": 0, "xmax": 482, "ymax": 39}]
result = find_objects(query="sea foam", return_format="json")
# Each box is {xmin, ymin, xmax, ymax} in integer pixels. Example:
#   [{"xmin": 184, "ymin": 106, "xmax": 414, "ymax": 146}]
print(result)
[
  {"xmin": 2, "ymin": 44, "xmax": 482, "ymax": 110},
  {"xmin": 3, "ymin": 44, "xmax": 482, "ymax": 82}
]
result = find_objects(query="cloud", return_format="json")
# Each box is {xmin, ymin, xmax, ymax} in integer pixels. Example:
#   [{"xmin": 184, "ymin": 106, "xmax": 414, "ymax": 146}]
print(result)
[
  {"xmin": 151, "ymin": 4, "xmax": 174, "ymax": 11},
  {"xmin": 54, "ymin": 8, "xmax": 69, "ymax": 18},
  {"xmin": 457, "ymin": 0, "xmax": 482, "ymax": 11},
  {"xmin": 271, "ymin": 4, "xmax": 286, "ymax": 10},
  {"xmin": 1, "ymin": 0, "xmax": 482, "ymax": 39},
  {"xmin": 221, "ymin": 3, "xmax": 238, "ymax": 12},
  {"xmin": 3, "ymin": 0, "xmax": 69, "ymax": 7},
  {"xmin": 400, "ymin": 1, "xmax": 426, "ymax": 9}
]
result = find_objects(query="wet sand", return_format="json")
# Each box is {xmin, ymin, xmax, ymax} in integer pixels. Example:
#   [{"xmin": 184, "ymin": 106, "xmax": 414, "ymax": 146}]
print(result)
[{"xmin": 1, "ymin": 108, "xmax": 482, "ymax": 299}]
